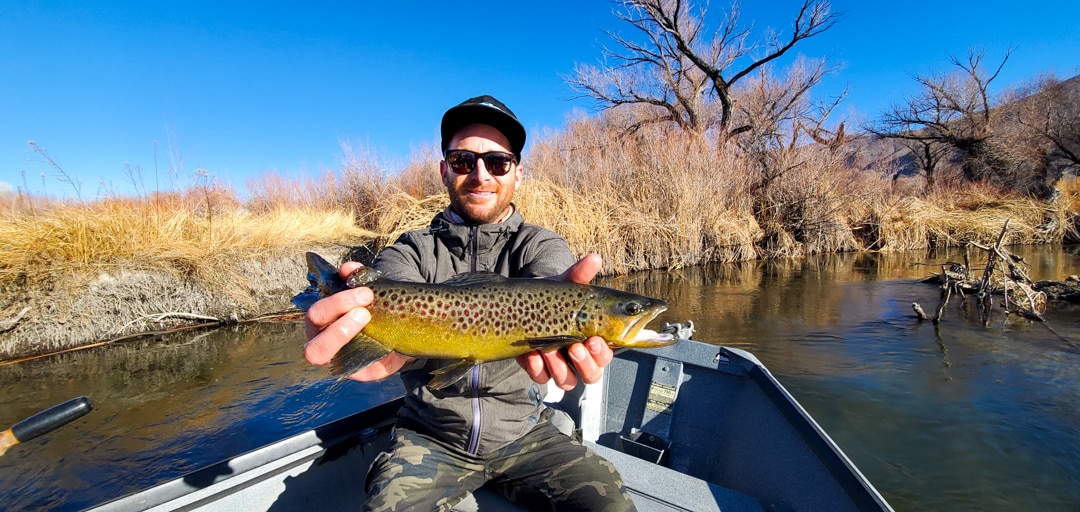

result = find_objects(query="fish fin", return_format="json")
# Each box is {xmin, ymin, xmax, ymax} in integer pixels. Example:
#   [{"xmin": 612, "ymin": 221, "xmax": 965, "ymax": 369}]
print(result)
[
  {"xmin": 427, "ymin": 360, "xmax": 477, "ymax": 390},
  {"xmin": 328, "ymin": 333, "xmax": 393, "ymax": 378},
  {"xmin": 441, "ymin": 272, "xmax": 508, "ymax": 286},
  {"xmin": 291, "ymin": 253, "xmax": 348, "ymax": 311},
  {"xmin": 346, "ymin": 266, "xmax": 383, "ymax": 287},
  {"xmin": 522, "ymin": 336, "xmax": 587, "ymax": 350}
]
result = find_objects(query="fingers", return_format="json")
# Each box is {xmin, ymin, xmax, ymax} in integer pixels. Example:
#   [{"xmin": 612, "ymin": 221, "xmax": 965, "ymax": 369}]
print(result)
[
  {"xmin": 578, "ymin": 337, "xmax": 613, "ymax": 384},
  {"xmin": 303, "ymin": 286, "xmax": 374, "ymax": 366},
  {"xmin": 338, "ymin": 261, "xmax": 365, "ymax": 280},
  {"xmin": 345, "ymin": 353, "xmax": 414, "ymax": 382},
  {"xmin": 540, "ymin": 349, "xmax": 577, "ymax": 390},
  {"xmin": 303, "ymin": 261, "xmax": 413, "ymax": 382},
  {"xmin": 303, "ymin": 285, "xmax": 374, "ymax": 338},
  {"xmin": 516, "ymin": 353, "xmax": 550, "ymax": 384},
  {"xmin": 520, "ymin": 337, "xmax": 613, "ymax": 390},
  {"xmin": 551, "ymin": 253, "xmax": 602, "ymax": 285}
]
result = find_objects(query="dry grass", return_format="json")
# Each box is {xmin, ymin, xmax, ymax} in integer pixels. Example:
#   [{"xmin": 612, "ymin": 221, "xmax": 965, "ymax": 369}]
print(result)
[
  {"xmin": 524, "ymin": 117, "xmax": 761, "ymax": 273},
  {"xmin": 870, "ymin": 181, "xmax": 1064, "ymax": 251},
  {"xmin": 5, "ymin": 115, "xmax": 1075, "ymax": 291},
  {"xmin": 0, "ymin": 192, "xmax": 376, "ymax": 291}
]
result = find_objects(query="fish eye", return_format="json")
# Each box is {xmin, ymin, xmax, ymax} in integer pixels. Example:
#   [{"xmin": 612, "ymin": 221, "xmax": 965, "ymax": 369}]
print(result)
[{"xmin": 624, "ymin": 302, "xmax": 643, "ymax": 315}]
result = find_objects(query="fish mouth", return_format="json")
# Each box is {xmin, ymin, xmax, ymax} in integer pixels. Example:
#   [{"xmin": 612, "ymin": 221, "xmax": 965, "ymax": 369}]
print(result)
[{"xmin": 620, "ymin": 303, "xmax": 676, "ymax": 348}]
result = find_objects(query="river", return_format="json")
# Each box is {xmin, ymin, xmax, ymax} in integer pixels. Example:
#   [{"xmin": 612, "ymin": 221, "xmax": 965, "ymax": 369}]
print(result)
[{"xmin": 1, "ymin": 246, "xmax": 1078, "ymax": 511}]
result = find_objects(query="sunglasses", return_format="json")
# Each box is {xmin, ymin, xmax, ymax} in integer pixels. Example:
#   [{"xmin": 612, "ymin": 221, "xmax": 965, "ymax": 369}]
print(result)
[{"xmin": 444, "ymin": 150, "xmax": 517, "ymax": 176}]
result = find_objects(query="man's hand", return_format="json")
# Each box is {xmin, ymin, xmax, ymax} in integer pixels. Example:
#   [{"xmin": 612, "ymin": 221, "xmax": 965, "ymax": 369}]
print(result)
[
  {"xmin": 303, "ymin": 261, "xmax": 414, "ymax": 381},
  {"xmin": 516, "ymin": 253, "xmax": 615, "ymax": 390}
]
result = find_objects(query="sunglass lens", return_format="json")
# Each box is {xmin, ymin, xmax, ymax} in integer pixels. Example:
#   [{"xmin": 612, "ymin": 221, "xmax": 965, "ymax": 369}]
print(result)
[
  {"xmin": 446, "ymin": 150, "xmax": 515, "ymax": 175},
  {"xmin": 447, "ymin": 151, "xmax": 476, "ymax": 174},
  {"xmin": 483, "ymin": 154, "xmax": 513, "ymax": 176}
]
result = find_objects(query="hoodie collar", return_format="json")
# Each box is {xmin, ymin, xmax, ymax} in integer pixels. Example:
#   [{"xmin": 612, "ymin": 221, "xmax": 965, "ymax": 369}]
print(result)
[{"xmin": 443, "ymin": 204, "xmax": 516, "ymax": 226}]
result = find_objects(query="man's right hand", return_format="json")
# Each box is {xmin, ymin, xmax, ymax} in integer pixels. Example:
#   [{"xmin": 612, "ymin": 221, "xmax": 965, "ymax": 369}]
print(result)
[{"xmin": 302, "ymin": 261, "xmax": 414, "ymax": 381}]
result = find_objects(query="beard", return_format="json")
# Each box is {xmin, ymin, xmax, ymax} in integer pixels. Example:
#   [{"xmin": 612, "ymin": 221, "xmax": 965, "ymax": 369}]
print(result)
[{"xmin": 446, "ymin": 189, "xmax": 514, "ymax": 224}]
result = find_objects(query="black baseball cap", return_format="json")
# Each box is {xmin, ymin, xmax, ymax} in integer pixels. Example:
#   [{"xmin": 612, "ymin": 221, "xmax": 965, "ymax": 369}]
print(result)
[{"xmin": 441, "ymin": 95, "xmax": 526, "ymax": 161}]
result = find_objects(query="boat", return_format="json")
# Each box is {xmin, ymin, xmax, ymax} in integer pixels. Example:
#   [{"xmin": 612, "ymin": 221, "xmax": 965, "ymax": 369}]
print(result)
[{"xmin": 87, "ymin": 333, "xmax": 894, "ymax": 511}]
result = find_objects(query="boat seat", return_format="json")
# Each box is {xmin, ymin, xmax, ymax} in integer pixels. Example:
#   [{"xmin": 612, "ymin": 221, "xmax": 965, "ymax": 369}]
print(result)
[{"xmin": 587, "ymin": 442, "xmax": 764, "ymax": 512}]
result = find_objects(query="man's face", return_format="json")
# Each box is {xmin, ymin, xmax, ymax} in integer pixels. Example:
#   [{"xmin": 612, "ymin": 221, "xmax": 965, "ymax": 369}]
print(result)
[{"xmin": 441, "ymin": 123, "xmax": 523, "ymax": 224}]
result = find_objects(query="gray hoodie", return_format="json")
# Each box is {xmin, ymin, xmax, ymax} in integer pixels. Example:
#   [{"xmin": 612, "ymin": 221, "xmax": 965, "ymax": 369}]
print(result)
[{"xmin": 370, "ymin": 208, "xmax": 576, "ymax": 455}]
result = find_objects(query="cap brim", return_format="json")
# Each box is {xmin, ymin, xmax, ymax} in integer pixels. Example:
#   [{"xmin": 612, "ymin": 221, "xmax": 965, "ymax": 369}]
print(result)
[{"xmin": 441, "ymin": 105, "xmax": 526, "ymax": 159}]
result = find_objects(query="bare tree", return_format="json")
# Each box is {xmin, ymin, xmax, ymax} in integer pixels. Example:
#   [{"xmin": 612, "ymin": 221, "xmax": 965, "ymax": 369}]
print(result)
[
  {"xmin": 869, "ymin": 49, "xmax": 1016, "ymax": 186},
  {"xmin": 1004, "ymin": 74, "xmax": 1080, "ymax": 172},
  {"xmin": 733, "ymin": 56, "xmax": 845, "ymax": 152},
  {"xmin": 901, "ymin": 137, "xmax": 952, "ymax": 190},
  {"xmin": 567, "ymin": 0, "xmax": 840, "ymax": 142}
]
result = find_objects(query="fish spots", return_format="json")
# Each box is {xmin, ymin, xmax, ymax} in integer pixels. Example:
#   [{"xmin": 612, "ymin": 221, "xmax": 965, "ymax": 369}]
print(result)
[{"xmin": 358, "ymin": 275, "xmax": 665, "ymax": 351}]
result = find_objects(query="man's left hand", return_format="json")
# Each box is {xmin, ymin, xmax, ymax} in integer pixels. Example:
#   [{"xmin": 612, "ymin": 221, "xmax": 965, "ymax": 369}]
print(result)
[{"xmin": 516, "ymin": 252, "xmax": 614, "ymax": 390}]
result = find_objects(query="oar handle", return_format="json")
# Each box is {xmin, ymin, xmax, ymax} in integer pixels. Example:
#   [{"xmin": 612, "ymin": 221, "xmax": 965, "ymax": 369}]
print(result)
[{"xmin": 10, "ymin": 396, "xmax": 93, "ymax": 443}]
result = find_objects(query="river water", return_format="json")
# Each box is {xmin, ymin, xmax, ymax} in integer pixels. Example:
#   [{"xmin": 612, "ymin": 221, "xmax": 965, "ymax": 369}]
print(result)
[{"xmin": 1, "ymin": 247, "xmax": 1079, "ymax": 511}]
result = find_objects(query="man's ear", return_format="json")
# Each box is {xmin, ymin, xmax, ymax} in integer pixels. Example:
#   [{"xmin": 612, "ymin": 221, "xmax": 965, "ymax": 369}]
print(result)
[{"xmin": 439, "ymin": 161, "xmax": 451, "ymax": 186}]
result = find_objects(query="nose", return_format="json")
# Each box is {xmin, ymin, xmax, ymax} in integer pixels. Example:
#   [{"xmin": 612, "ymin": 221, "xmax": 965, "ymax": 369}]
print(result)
[{"xmin": 467, "ymin": 158, "xmax": 494, "ymax": 180}]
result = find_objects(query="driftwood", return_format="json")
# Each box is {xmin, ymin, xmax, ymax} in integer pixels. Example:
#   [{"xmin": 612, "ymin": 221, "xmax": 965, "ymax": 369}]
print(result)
[
  {"xmin": 914, "ymin": 220, "xmax": 1051, "ymax": 325},
  {"xmin": 0, "ymin": 307, "xmax": 31, "ymax": 333}
]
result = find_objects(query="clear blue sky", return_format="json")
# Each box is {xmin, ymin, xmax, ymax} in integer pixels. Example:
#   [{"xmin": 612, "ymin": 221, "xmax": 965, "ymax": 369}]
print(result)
[{"xmin": 3, "ymin": 1, "xmax": 1078, "ymax": 198}]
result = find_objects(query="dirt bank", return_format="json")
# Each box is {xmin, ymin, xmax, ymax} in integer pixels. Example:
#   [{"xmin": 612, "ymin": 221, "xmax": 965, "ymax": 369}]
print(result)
[{"xmin": 0, "ymin": 247, "xmax": 354, "ymax": 361}]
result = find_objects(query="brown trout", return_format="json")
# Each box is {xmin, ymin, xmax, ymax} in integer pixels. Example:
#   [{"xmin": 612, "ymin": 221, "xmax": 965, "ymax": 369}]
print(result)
[{"xmin": 292, "ymin": 252, "xmax": 675, "ymax": 389}]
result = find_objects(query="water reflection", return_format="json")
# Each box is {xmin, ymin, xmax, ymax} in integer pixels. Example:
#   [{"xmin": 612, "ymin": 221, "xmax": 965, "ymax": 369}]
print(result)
[
  {"xmin": 0, "ymin": 322, "xmax": 402, "ymax": 511},
  {"xmin": 1, "ymin": 246, "xmax": 1078, "ymax": 510}
]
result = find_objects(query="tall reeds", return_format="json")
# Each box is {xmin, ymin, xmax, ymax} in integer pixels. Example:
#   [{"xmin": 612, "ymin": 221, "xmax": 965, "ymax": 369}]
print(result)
[
  {"xmin": 3, "ymin": 115, "xmax": 1074, "ymax": 292},
  {"xmin": 0, "ymin": 190, "xmax": 374, "ymax": 289}
]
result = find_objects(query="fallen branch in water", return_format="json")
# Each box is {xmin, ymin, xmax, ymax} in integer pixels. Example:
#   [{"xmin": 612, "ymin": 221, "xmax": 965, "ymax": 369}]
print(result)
[
  {"xmin": 114, "ymin": 311, "xmax": 224, "ymax": 335},
  {"xmin": 915, "ymin": 220, "xmax": 1048, "ymax": 324},
  {"xmin": 912, "ymin": 302, "xmax": 933, "ymax": 322},
  {"xmin": 912, "ymin": 260, "xmax": 965, "ymax": 324}
]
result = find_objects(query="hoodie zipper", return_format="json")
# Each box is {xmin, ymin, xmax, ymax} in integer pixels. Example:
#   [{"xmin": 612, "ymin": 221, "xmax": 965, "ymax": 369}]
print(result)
[
  {"xmin": 466, "ymin": 225, "xmax": 482, "ymax": 454},
  {"xmin": 467, "ymin": 364, "xmax": 482, "ymax": 454}
]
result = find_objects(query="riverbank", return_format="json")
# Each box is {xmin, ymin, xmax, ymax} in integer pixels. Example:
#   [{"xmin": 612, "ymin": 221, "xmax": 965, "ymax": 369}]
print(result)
[
  {"xmin": 0, "ymin": 247, "xmax": 353, "ymax": 362},
  {"xmin": 4, "ymin": 122, "xmax": 1079, "ymax": 360},
  {"xmin": 1, "ymin": 193, "xmax": 1076, "ymax": 361}
]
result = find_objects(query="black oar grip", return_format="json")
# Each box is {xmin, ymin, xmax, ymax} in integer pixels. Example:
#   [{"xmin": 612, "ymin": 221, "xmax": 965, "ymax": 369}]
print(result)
[{"xmin": 10, "ymin": 396, "xmax": 93, "ymax": 442}]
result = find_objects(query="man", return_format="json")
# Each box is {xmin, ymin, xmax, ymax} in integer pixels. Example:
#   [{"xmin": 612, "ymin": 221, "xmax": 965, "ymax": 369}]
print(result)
[{"xmin": 303, "ymin": 95, "xmax": 635, "ymax": 511}]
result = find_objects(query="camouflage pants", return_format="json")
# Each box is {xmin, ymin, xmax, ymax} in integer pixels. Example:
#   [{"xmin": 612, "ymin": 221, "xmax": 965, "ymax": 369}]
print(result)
[{"xmin": 363, "ymin": 419, "xmax": 636, "ymax": 512}]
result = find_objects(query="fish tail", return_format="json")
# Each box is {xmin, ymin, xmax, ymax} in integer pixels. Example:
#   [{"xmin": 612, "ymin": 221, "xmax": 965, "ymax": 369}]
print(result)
[
  {"xmin": 306, "ymin": 252, "xmax": 340, "ymax": 284},
  {"xmin": 290, "ymin": 252, "xmax": 347, "ymax": 311}
]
